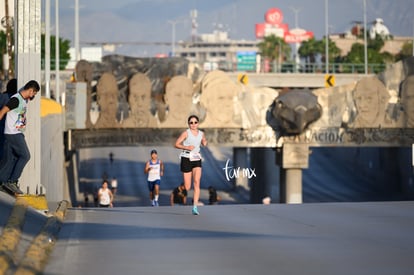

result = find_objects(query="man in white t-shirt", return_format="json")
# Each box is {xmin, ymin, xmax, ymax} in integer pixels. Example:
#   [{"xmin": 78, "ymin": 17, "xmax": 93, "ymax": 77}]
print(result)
[{"xmin": 0, "ymin": 80, "xmax": 40, "ymax": 195}]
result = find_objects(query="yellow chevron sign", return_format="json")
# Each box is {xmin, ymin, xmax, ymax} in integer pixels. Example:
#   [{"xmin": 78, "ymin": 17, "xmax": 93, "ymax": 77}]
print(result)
[
  {"xmin": 325, "ymin": 74, "xmax": 335, "ymax": 87},
  {"xmin": 238, "ymin": 74, "xmax": 249, "ymax": 85}
]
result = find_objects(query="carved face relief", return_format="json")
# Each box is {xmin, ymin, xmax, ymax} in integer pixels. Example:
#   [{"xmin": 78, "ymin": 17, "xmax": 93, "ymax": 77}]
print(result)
[
  {"xmin": 401, "ymin": 75, "xmax": 414, "ymax": 128},
  {"xmin": 130, "ymin": 90, "xmax": 150, "ymax": 110},
  {"xmin": 354, "ymin": 86, "xmax": 380, "ymax": 123},
  {"xmin": 164, "ymin": 77, "xmax": 193, "ymax": 115},
  {"xmin": 129, "ymin": 80, "xmax": 151, "ymax": 112},
  {"xmin": 97, "ymin": 73, "xmax": 118, "ymax": 115},
  {"xmin": 351, "ymin": 78, "xmax": 389, "ymax": 128},
  {"xmin": 205, "ymin": 87, "xmax": 235, "ymax": 124}
]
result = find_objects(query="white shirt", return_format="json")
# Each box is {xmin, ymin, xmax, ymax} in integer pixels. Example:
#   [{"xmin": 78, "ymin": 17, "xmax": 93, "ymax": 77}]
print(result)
[
  {"xmin": 5, "ymin": 93, "xmax": 27, "ymax": 135},
  {"xmin": 99, "ymin": 188, "xmax": 111, "ymax": 205},
  {"xmin": 147, "ymin": 159, "xmax": 161, "ymax": 181}
]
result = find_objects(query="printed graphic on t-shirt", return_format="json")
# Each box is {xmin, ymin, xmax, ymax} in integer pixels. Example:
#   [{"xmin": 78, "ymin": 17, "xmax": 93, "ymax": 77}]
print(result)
[{"xmin": 14, "ymin": 108, "xmax": 27, "ymax": 131}]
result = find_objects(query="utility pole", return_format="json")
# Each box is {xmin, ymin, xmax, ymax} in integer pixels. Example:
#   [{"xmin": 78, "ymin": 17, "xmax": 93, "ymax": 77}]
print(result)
[
  {"xmin": 55, "ymin": 0, "xmax": 60, "ymax": 102},
  {"xmin": 190, "ymin": 10, "xmax": 198, "ymax": 43},
  {"xmin": 289, "ymin": 6, "xmax": 301, "ymax": 72},
  {"xmin": 325, "ymin": 0, "xmax": 329, "ymax": 73},
  {"xmin": 363, "ymin": 0, "xmax": 368, "ymax": 74},
  {"xmin": 75, "ymin": 0, "xmax": 80, "ymax": 61},
  {"xmin": 45, "ymin": 0, "xmax": 51, "ymax": 98}
]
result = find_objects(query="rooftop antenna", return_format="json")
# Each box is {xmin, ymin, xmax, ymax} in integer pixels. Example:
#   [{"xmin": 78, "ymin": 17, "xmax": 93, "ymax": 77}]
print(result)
[{"xmin": 190, "ymin": 9, "xmax": 198, "ymax": 42}]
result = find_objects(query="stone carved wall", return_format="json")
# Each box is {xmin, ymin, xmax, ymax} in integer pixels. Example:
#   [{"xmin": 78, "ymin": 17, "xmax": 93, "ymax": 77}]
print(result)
[
  {"xmin": 73, "ymin": 56, "xmax": 279, "ymax": 132},
  {"xmin": 274, "ymin": 56, "xmax": 414, "ymax": 147}
]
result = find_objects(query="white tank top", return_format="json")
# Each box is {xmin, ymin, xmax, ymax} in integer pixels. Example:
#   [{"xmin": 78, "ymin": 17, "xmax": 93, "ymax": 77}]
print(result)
[
  {"xmin": 148, "ymin": 159, "xmax": 161, "ymax": 181},
  {"xmin": 180, "ymin": 129, "xmax": 203, "ymax": 158}
]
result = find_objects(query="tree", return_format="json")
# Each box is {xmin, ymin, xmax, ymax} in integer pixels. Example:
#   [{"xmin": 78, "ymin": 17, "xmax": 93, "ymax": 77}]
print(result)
[
  {"xmin": 0, "ymin": 30, "xmax": 71, "ymax": 75},
  {"xmin": 41, "ymin": 34, "xmax": 71, "ymax": 70},
  {"xmin": 396, "ymin": 41, "xmax": 413, "ymax": 62},
  {"xmin": 343, "ymin": 35, "xmax": 394, "ymax": 73},
  {"xmin": 298, "ymin": 38, "xmax": 322, "ymax": 72},
  {"xmin": 0, "ymin": 30, "xmax": 14, "ymax": 78},
  {"xmin": 0, "ymin": 31, "xmax": 7, "ymax": 74},
  {"xmin": 320, "ymin": 38, "xmax": 341, "ymax": 64},
  {"xmin": 257, "ymin": 35, "xmax": 291, "ymax": 72}
]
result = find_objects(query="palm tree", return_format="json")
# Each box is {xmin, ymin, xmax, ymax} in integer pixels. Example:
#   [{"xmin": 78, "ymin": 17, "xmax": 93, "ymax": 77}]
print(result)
[
  {"xmin": 257, "ymin": 35, "xmax": 291, "ymax": 72},
  {"xmin": 298, "ymin": 38, "xmax": 321, "ymax": 72}
]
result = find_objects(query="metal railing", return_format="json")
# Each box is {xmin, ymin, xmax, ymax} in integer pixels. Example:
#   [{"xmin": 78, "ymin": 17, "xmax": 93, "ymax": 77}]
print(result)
[
  {"xmin": 40, "ymin": 59, "xmax": 387, "ymax": 75},
  {"xmin": 203, "ymin": 61, "xmax": 387, "ymax": 74}
]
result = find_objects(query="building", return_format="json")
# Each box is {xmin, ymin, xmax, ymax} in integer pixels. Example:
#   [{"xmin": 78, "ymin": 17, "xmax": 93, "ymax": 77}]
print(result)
[
  {"xmin": 175, "ymin": 30, "xmax": 259, "ymax": 72},
  {"xmin": 330, "ymin": 35, "xmax": 411, "ymax": 57}
]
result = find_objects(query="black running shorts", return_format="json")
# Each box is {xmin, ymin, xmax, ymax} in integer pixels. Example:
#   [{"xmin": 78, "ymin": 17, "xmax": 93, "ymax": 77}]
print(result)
[{"xmin": 180, "ymin": 157, "xmax": 202, "ymax": 173}]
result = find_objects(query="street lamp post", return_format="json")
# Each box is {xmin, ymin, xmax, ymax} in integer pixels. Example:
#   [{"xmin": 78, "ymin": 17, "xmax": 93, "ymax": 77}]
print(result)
[
  {"xmin": 325, "ymin": 0, "xmax": 329, "ymax": 73},
  {"xmin": 55, "ymin": 0, "xmax": 60, "ymax": 102},
  {"xmin": 363, "ymin": 0, "xmax": 368, "ymax": 74},
  {"xmin": 45, "ymin": 0, "xmax": 51, "ymax": 98},
  {"xmin": 168, "ymin": 20, "xmax": 177, "ymax": 57},
  {"xmin": 167, "ymin": 20, "xmax": 184, "ymax": 57},
  {"xmin": 289, "ymin": 6, "xmax": 301, "ymax": 72},
  {"xmin": 75, "ymin": 0, "xmax": 80, "ymax": 61}
]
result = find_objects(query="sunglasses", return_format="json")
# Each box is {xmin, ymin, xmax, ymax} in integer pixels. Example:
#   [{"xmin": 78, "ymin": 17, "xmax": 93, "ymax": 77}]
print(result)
[{"xmin": 189, "ymin": 121, "xmax": 198, "ymax": 125}]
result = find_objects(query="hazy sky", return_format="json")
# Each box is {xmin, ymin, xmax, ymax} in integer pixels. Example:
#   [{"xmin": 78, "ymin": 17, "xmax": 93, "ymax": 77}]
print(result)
[{"xmin": 48, "ymin": 0, "xmax": 413, "ymax": 57}]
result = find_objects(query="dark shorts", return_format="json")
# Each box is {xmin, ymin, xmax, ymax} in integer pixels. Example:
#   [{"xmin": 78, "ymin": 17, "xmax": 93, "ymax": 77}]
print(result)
[
  {"xmin": 180, "ymin": 157, "xmax": 202, "ymax": 173},
  {"xmin": 147, "ymin": 179, "xmax": 160, "ymax": 191}
]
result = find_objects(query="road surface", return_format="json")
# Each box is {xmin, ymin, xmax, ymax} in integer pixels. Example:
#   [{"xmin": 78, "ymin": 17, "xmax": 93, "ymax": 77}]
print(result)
[{"xmin": 44, "ymin": 201, "xmax": 414, "ymax": 275}]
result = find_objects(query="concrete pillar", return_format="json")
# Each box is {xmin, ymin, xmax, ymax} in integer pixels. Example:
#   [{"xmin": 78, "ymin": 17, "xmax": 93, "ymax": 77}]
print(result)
[
  {"xmin": 284, "ymin": 169, "xmax": 302, "ymax": 203},
  {"xmin": 15, "ymin": 0, "xmax": 42, "ymax": 194},
  {"xmin": 250, "ymin": 148, "xmax": 279, "ymax": 204},
  {"xmin": 279, "ymin": 143, "xmax": 309, "ymax": 204}
]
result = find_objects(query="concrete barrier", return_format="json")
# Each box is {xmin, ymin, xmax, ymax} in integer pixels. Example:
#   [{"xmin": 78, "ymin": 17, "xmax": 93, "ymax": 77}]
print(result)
[{"xmin": 0, "ymin": 194, "xmax": 69, "ymax": 275}]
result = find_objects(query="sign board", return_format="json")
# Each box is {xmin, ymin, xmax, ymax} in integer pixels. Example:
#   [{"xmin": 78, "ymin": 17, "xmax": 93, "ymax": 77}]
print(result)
[
  {"xmin": 325, "ymin": 74, "xmax": 335, "ymax": 87},
  {"xmin": 255, "ymin": 23, "xmax": 287, "ymax": 38},
  {"xmin": 237, "ymin": 51, "xmax": 256, "ymax": 71},
  {"xmin": 265, "ymin": 8, "xmax": 283, "ymax": 25},
  {"xmin": 284, "ymin": 28, "xmax": 314, "ymax": 43}
]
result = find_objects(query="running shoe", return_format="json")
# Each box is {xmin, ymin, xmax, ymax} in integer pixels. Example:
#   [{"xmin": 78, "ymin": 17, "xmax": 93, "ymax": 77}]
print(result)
[
  {"xmin": 151, "ymin": 200, "xmax": 155, "ymax": 206},
  {"xmin": 192, "ymin": 206, "xmax": 199, "ymax": 215},
  {"xmin": 3, "ymin": 181, "xmax": 24, "ymax": 195},
  {"xmin": 154, "ymin": 200, "xmax": 159, "ymax": 207}
]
